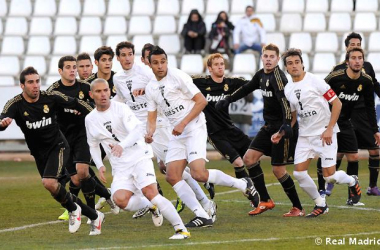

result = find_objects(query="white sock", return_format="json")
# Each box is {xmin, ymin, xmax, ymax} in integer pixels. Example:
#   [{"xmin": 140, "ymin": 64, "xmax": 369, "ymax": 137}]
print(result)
[
  {"xmin": 207, "ymin": 169, "xmax": 246, "ymax": 192},
  {"xmin": 151, "ymin": 195, "xmax": 187, "ymax": 232},
  {"xmin": 293, "ymin": 170, "xmax": 325, "ymax": 207},
  {"xmin": 333, "ymin": 170, "xmax": 355, "ymax": 186},
  {"xmin": 124, "ymin": 195, "xmax": 152, "ymax": 211},
  {"xmin": 182, "ymin": 167, "xmax": 211, "ymax": 209},
  {"xmin": 173, "ymin": 180, "xmax": 210, "ymax": 219}
]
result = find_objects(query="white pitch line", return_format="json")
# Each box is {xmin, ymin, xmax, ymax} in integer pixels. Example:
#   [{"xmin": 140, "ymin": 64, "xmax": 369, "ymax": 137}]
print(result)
[{"xmin": 80, "ymin": 231, "xmax": 380, "ymax": 250}]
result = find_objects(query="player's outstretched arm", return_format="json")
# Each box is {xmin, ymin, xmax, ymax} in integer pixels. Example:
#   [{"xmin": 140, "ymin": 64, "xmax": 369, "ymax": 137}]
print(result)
[{"xmin": 0, "ymin": 117, "xmax": 13, "ymax": 130}]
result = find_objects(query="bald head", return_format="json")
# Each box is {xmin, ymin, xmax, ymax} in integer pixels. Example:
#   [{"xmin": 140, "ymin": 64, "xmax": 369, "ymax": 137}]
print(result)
[
  {"xmin": 89, "ymin": 78, "xmax": 111, "ymax": 111},
  {"xmin": 90, "ymin": 78, "xmax": 109, "ymax": 91}
]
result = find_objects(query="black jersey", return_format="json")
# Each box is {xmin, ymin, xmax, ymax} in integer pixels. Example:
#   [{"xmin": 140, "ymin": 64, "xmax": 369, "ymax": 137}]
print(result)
[
  {"xmin": 0, "ymin": 91, "xmax": 93, "ymax": 156},
  {"xmin": 47, "ymin": 79, "xmax": 93, "ymax": 138},
  {"xmin": 86, "ymin": 71, "xmax": 116, "ymax": 97},
  {"xmin": 325, "ymin": 69, "xmax": 378, "ymax": 133},
  {"xmin": 332, "ymin": 61, "xmax": 380, "ymax": 108},
  {"xmin": 230, "ymin": 66, "xmax": 292, "ymax": 125},
  {"xmin": 192, "ymin": 75, "xmax": 248, "ymax": 134}
]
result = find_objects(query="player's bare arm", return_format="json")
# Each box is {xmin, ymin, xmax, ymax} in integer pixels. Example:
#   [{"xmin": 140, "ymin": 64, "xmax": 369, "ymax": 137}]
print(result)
[
  {"xmin": 146, "ymin": 110, "xmax": 157, "ymax": 143},
  {"xmin": 321, "ymin": 97, "xmax": 341, "ymax": 146}
]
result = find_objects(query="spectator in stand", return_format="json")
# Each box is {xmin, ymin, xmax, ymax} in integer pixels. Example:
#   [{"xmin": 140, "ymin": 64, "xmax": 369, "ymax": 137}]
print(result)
[
  {"xmin": 233, "ymin": 6, "xmax": 266, "ymax": 54},
  {"xmin": 209, "ymin": 11, "xmax": 234, "ymax": 56},
  {"xmin": 181, "ymin": 9, "xmax": 206, "ymax": 54}
]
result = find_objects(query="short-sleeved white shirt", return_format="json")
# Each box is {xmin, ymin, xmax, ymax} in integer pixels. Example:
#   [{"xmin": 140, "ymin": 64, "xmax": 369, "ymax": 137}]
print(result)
[
  {"xmin": 145, "ymin": 67, "xmax": 206, "ymax": 134},
  {"xmin": 85, "ymin": 101, "xmax": 153, "ymax": 174},
  {"xmin": 284, "ymin": 72, "xmax": 339, "ymax": 136}
]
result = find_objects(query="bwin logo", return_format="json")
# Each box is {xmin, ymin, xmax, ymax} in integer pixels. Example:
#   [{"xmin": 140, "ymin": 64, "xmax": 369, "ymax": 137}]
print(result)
[
  {"xmin": 261, "ymin": 89, "xmax": 273, "ymax": 97},
  {"xmin": 338, "ymin": 92, "xmax": 359, "ymax": 101},
  {"xmin": 206, "ymin": 93, "xmax": 227, "ymax": 102},
  {"xmin": 26, "ymin": 117, "xmax": 52, "ymax": 129}
]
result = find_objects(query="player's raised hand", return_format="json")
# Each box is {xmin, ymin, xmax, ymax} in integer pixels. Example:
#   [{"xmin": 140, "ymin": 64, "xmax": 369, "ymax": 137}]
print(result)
[
  {"xmin": 98, "ymin": 166, "xmax": 107, "ymax": 184},
  {"xmin": 109, "ymin": 144, "xmax": 123, "ymax": 157},
  {"xmin": 374, "ymin": 132, "xmax": 380, "ymax": 146},
  {"xmin": 271, "ymin": 131, "xmax": 283, "ymax": 144},
  {"xmin": 321, "ymin": 127, "xmax": 333, "ymax": 146},
  {"xmin": 133, "ymin": 88, "xmax": 145, "ymax": 97},
  {"xmin": 0, "ymin": 117, "xmax": 13, "ymax": 128}
]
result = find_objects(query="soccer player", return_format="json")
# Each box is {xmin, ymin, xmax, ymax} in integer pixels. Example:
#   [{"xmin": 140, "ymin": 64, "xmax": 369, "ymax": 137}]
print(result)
[
  {"xmin": 146, "ymin": 46, "xmax": 259, "ymax": 227},
  {"xmin": 113, "ymin": 41, "xmax": 216, "ymax": 221},
  {"xmin": 317, "ymin": 32, "xmax": 380, "ymax": 196},
  {"xmin": 0, "ymin": 67, "xmax": 103, "ymax": 235},
  {"xmin": 275, "ymin": 48, "xmax": 361, "ymax": 217},
  {"xmin": 77, "ymin": 52, "xmax": 93, "ymax": 80},
  {"xmin": 141, "ymin": 43, "xmax": 154, "ymax": 65},
  {"xmin": 47, "ymin": 56, "xmax": 118, "ymax": 217},
  {"xmin": 86, "ymin": 78, "xmax": 190, "ymax": 240},
  {"xmin": 216, "ymin": 44, "xmax": 304, "ymax": 217},
  {"xmin": 86, "ymin": 46, "xmax": 117, "ymax": 98},
  {"xmin": 324, "ymin": 47, "xmax": 380, "ymax": 205}
]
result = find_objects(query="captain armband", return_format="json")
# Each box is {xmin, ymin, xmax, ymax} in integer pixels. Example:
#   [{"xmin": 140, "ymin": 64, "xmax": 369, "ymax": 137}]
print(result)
[{"xmin": 323, "ymin": 89, "xmax": 336, "ymax": 102}]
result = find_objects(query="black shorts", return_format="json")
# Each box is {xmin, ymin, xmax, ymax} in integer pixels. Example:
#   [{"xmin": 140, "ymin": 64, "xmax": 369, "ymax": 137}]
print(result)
[
  {"xmin": 337, "ymin": 124, "xmax": 358, "ymax": 154},
  {"xmin": 65, "ymin": 134, "xmax": 91, "ymax": 175},
  {"xmin": 34, "ymin": 140, "xmax": 70, "ymax": 179},
  {"xmin": 208, "ymin": 127, "xmax": 251, "ymax": 163},
  {"xmin": 351, "ymin": 108, "xmax": 378, "ymax": 150},
  {"xmin": 249, "ymin": 124, "xmax": 297, "ymax": 166}
]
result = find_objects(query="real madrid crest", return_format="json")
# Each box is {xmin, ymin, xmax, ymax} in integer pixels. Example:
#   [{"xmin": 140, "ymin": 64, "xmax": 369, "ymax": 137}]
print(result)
[
  {"xmin": 266, "ymin": 79, "xmax": 269, "ymax": 87},
  {"xmin": 357, "ymin": 84, "xmax": 362, "ymax": 92},
  {"xmin": 224, "ymin": 84, "xmax": 229, "ymax": 91},
  {"xmin": 112, "ymin": 85, "xmax": 116, "ymax": 93},
  {"xmin": 43, "ymin": 105, "xmax": 49, "ymax": 113},
  {"xmin": 78, "ymin": 91, "xmax": 84, "ymax": 99}
]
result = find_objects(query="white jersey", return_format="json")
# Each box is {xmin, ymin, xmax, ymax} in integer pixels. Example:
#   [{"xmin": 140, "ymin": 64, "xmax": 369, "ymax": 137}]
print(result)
[
  {"xmin": 145, "ymin": 67, "xmax": 206, "ymax": 134},
  {"xmin": 284, "ymin": 72, "xmax": 339, "ymax": 136},
  {"xmin": 85, "ymin": 101, "xmax": 153, "ymax": 174},
  {"xmin": 113, "ymin": 64, "xmax": 169, "ymax": 128}
]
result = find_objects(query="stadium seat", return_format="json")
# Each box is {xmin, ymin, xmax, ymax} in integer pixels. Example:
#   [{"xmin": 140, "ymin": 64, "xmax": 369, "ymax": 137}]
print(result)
[
  {"xmin": 368, "ymin": 32, "xmax": 380, "ymax": 52},
  {"xmin": 48, "ymin": 56, "xmax": 61, "ymax": 75},
  {"xmin": 79, "ymin": 17, "xmax": 102, "ymax": 35},
  {"xmin": 181, "ymin": 0, "xmax": 205, "ymax": 15},
  {"xmin": 0, "ymin": 76, "xmax": 15, "ymax": 86},
  {"xmin": 256, "ymin": 14, "xmax": 276, "ymax": 32},
  {"xmin": 107, "ymin": 0, "xmax": 130, "ymax": 15},
  {"xmin": 339, "ymin": 53, "xmax": 346, "ymax": 63},
  {"xmin": 0, "ymin": 20, "xmax": 2, "ymax": 34},
  {"xmin": 34, "ymin": 0, "xmax": 56, "ymax": 16},
  {"xmin": 312, "ymin": 53, "xmax": 336, "ymax": 73},
  {"xmin": 83, "ymin": 0, "xmax": 105, "ymax": 16},
  {"xmin": 58, "ymin": 0, "xmax": 81, "ymax": 16},
  {"xmin": 341, "ymin": 32, "xmax": 365, "ymax": 51},
  {"xmin": 157, "ymin": 0, "xmax": 179, "ymax": 15},
  {"xmin": 232, "ymin": 54, "xmax": 256, "ymax": 74},
  {"xmin": 45, "ymin": 75, "xmax": 60, "ymax": 85},
  {"xmin": 112, "ymin": 57, "xmax": 122, "ymax": 72},
  {"xmin": 27, "ymin": 36, "xmax": 51, "ymax": 56},
  {"xmin": 256, "ymin": 0, "xmax": 279, "ymax": 13},
  {"xmin": 0, "ymin": 0, "xmax": 7, "ymax": 16},
  {"xmin": 23, "ymin": 56, "xmax": 46, "ymax": 75},
  {"xmin": 206, "ymin": 0, "xmax": 229, "ymax": 14},
  {"xmin": 304, "ymin": 13, "xmax": 326, "ymax": 32},
  {"xmin": 79, "ymin": 36, "xmax": 102, "ymax": 55},
  {"xmin": 354, "ymin": 13, "xmax": 377, "ymax": 32},
  {"xmin": 167, "ymin": 55, "xmax": 178, "ymax": 68},
  {"xmin": 1, "ymin": 36, "xmax": 24, "ymax": 56},
  {"xmin": 177, "ymin": 15, "xmax": 188, "ymax": 33},
  {"xmin": 54, "ymin": 17, "xmax": 77, "ymax": 35},
  {"xmin": 4, "ymin": 17, "xmax": 28, "ymax": 36},
  {"xmin": 367, "ymin": 53, "xmax": 380, "ymax": 71},
  {"xmin": 104, "ymin": 17, "xmax": 127, "ymax": 35},
  {"xmin": 266, "ymin": 33, "xmax": 286, "ymax": 52},
  {"xmin": 231, "ymin": 0, "xmax": 254, "ymax": 14},
  {"xmin": 158, "ymin": 34, "xmax": 181, "ymax": 54},
  {"xmin": 132, "ymin": 35, "xmax": 154, "ymax": 54},
  {"xmin": 328, "ymin": 13, "xmax": 351, "ymax": 32},
  {"xmin": 180, "ymin": 54, "xmax": 204, "ymax": 74},
  {"xmin": 289, "ymin": 33, "xmax": 312, "ymax": 53},
  {"xmin": 153, "ymin": 16, "xmax": 177, "ymax": 35},
  {"xmin": 53, "ymin": 36, "xmax": 77, "ymax": 55},
  {"xmin": 9, "ymin": 0, "xmax": 31, "ymax": 16},
  {"xmin": 129, "ymin": 16, "xmax": 152, "ymax": 35},
  {"xmin": 231, "ymin": 74, "xmax": 252, "ymax": 80},
  {"xmin": 204, "ymin": 15, "xmax": 217, "ymax": 33},
  {"xmin": 29, "ymin": 17, "xmax": 52, "ymax": 36},
  {"xmin": 106, "ymin": 35, "xmax": 128, "ymax": 49},
  {"xmin": 0, "ymin": 56, "xmax": 20, "ymax": 76},
  {"xmin": 331, "ymin": 0, "xmax": 353, "ymax": 12},
  {"xmin": 315, "ymin": 32, "xmax": 338, "ymax": 52},
  {"xmin": 282, "ymin": 0, "xmax": 305, "ymax": 13},
  {"xmin": 356, "ymin": 0, "xmax": 378, "ymax": 12},
  {"xmin": 305, "ymin": 0, "xmax": 328, "ymax": 12},
  {"xmin": 280, "ymin": 14, "xmax": 302, "ymax": 33},
  {"xmin": 132, "ymin": 0, "xmax": 155, "ymax": 16},
  {"xmin": 302, "ymin": 53, "xmax": 310, "ymax": 71}
]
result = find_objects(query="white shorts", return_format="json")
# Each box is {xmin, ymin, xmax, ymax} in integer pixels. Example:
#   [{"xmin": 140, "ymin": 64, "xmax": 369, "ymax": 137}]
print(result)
[
  {"xmin": 110, "ymin": 158, "xmax": 157, "ymax": 196},
  {"xmin": 295, "ymin": 134, "xmax": 337, "ymax": 168},
  {"xmin": 165, "ymin": 123, "xmax": 207, "ymax": 164},
  {"xmin": 152, "ymin": 126, "xmax": 172, "ymax": 163}
]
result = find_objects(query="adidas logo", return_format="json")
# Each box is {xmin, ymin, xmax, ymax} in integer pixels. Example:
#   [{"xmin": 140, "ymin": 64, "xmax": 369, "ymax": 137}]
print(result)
[
  {"xmin": 340, "ymin": 85, "xmax": 346, "ymax": 89},
  {"xmin": 206, "ymin": 87, "xmax": 211, "ymax": 91},
  {"xmin": 192, "ymin": 218, "xmax": 204, "ymax": 226}
]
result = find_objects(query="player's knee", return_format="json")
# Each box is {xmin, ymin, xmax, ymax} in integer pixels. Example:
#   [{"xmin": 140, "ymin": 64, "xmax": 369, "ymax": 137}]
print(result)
[
  {"xmin": 142, "ymin": 184, "xmax": 159, "ymax": 200},
  {"xmin": 42, "ymin": 178, "xmax": 58, "ymax": 193},
  {"xmin": 272, "ymin": 166, "xmax": 286, "ymax": 178},
  {"xmin": 190, "ymin": 168, "xmax": 208, "ymax": 183},
  {"xmin": 165, "ymin": 172, "xmax": 180, "ymax": 186},
  {"xmin": 346, "ymin": 154, "xmax": 359, "ymax": 162},
  {"xmin": 76, "ymin": 164, "xmax": 89, "ymax": 178},
  {"xmin": 70, "ymin": 175, "xmax": 80, "ymax": 186},
  {"xmin": 323, "ymin": 173, "xmax": 337, "ymax": 184},
  {"xmin": 293, "ymin": 170, "xmax": 307, "ymax": 181},
  {"xmin": 113, "ymin": 195, "xmax": 129, "ymax": 209}
]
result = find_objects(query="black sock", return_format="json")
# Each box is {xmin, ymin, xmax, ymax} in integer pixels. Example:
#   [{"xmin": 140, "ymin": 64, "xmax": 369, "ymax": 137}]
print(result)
[
  {"xmin": 157, "ymin": 181, "xmax": 164, "ymax": 196},
  {"xmin": 369, "ymin": 155, "xmax": 380, "ymax": 187},
  {"xmin": 71, "ymin": 194, "xmax": 98, "ymax": 220},
  {"xmin": 52, "ymin": 183, "xmax": 76, "ymax": 211},
  {"xmin": 94, "ymin": 180, "xmax": 111, "ymax": 199},
  {"xmin": 89, "ymin": 167, "xmax": 107, "ymax": 189},
  {"xmin": 347, "ymin": 161, "xmax": 359, "ymax": 176},
  {"xmin": 81, "ymin": 175, "xmax": 96, "ymax": 209},
  {"xmin": 247, "ymin": 162, "xmax": 271, "ymax": 201},
  {"xmin": 317, "ymin": 158, "xmax": 325, "ymax": 191},
  {"xmin": 278, "ymin": 173, "xmax": 303, "ymax": 210},
  {"xmin": 234, "ymin": 166, "xmax": 249, "ymax": 179},
  {"xmin": 336, "ymin": 158, "xmax": 342, "ymax": 170},
  {"xmin": 69, "ymin": 180, "xmax": 81, "ymax": 196}
]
